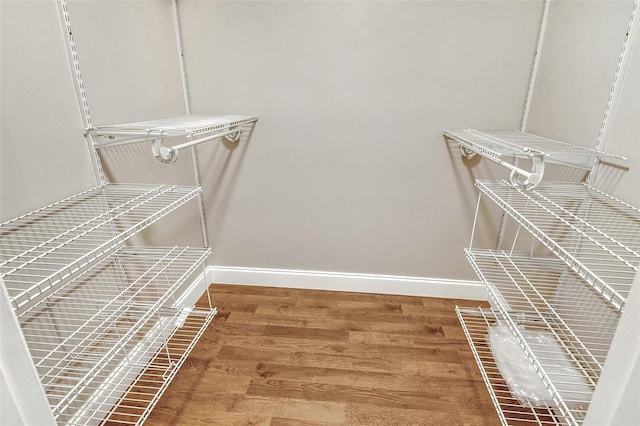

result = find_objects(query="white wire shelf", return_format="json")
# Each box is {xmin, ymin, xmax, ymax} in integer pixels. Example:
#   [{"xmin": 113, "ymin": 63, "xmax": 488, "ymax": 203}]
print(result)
[
  {"xmin": 91, "ymin": 114, "xmax": 258, "ymax": 164},
  {"xmin": 17, "ymin": 246, "xmax": 212, "ymax": 424},
  {"xmin": 0, "ymin": 184, "xmax": 201, "ymax": 313},
  {"xmin": 456, "ymin": 307, "xmax": 576, "ymax": 426},
  {"xmin": 444, "ymin": 130, "xmax": 624, "ymax": 188},
  {"xmin": 98, "ymin": 309, "xmax": 215, "ymax": 425},
  {"xmin": 465, "ymin": 249, "xmax": 620, "ymax": 402},
  {"xmin": 476, "ymin": 180, "xmax": 640, "ymax": 312}
]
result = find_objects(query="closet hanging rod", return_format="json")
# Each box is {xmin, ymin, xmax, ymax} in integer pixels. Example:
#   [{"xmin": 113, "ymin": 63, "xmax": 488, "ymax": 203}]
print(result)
[
  {"xmin": 151, "ymin": 126, "xmax": 243, "ymax": 164},
  {"xmin": 444, "ymin": 129, "xmax": 625, "ymax": 189}
]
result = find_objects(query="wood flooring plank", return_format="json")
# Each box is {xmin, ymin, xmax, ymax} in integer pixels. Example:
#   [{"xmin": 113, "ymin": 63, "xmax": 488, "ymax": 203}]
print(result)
[
  {"xmin": 218, "ymin": 334, "xmax": 462, "ymax": 364},
  {"xmin": 254, "ymin": 362, "xmax": 486, "ymax": 389},
  {"xmin": 209, "ymin": 321, "xmax": 267, "ymax": 336},
  {"xmin": 263, "ymin": 325, "xmax": 349, "ymax": 341},
  {"xmin": 253, "ymin": 304, "xmax": 463, "ymax": 326},
  {"xmin": 146, "ymin": 392, "xmax": 237, "ymax": 425},
  {"xmin": 226, "ymin": 311, "xmax": 460, "ymax": 336},
  {"xmin": 345, "ymin": 403, "xmax": 499, "ymax": 426},
  {"xmin": 246, "ymin": 378, "xmax": 491, "ymax": 414},
  {"xmin": 217, "ymin": 344, "xmax": 466, "ymax": 376},
  {"xmin": 348, "ymin": 330, "xmax": 471, "ymax": 349},
  {"xmin": 269, "ymin": 417, "xmax": 338, "ymax": 426},
  {"xmin": 229, "ymin": 395, "xmax": 346, "ymax": 424}
]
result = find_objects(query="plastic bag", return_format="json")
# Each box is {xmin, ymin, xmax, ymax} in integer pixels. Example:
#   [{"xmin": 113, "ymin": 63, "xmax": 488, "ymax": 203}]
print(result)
[{"xmin": 488, "ymin": 323, "xmax": 592, "ymax": 408}]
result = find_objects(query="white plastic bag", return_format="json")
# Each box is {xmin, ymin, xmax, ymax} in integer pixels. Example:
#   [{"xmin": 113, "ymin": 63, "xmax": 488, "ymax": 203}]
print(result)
[{"xmin": 488, "ymin": 323, "xmax": 592, "ymax": 408}]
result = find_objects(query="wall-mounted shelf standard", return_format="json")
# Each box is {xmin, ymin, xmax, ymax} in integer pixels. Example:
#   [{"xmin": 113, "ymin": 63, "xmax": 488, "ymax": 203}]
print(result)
[
  {"xmin": 17, "ymin": 246, "xmax": 212, "ymax": 424},
  {"xmin": 91, "ymin": 114, "xmax": 258, "ymax": 164},
  {"xmin": 475, "ymin": 180, "xmax": 640, "ymax": 312},
  {"xmin": 443, "ymin": 130, "xmax": 624, "ymax": 188},
  {"xmin": 0, "ymin": 184, "xmax": 201, "ymax": 313}
]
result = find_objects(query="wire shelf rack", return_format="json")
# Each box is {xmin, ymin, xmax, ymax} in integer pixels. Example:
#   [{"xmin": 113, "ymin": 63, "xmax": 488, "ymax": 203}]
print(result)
[
  {"xmin": 465, "ymin": 249, "xmax": 620, "ymax": 372},
  {"xmin": 91, "ymin": 114, "xmax": 258, "ymax": 164},
  {"xmin": 444, "ymin": 130, "xmax": 624, "ymax": 188},
  {"xmin": 456, "ymin": 307, "xmax": 575, "ymax": 426},
  {"xmin": 0, "ymin": 184, "xmax": 201, "ymax": 312},
  {"xmin": 17, "ymin": 246, "xmax": 212, "ymax": 424},
  {"xmin": 93, "ymin": 114, "xmax": 257, "ymax": 140},
  {"xmin": 464, "ymin": 248, "xmax": 622, "ymax": 424},
  {"xmin": 475, "ymin": 180, "xmax": 640, "ymax": 312}
]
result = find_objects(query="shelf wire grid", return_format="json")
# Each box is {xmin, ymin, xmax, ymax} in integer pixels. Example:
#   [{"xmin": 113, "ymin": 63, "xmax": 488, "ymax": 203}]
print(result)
[
  {"xmin": 456, "ymin": 307, "xmax": 571, "ymax": 426},
  {"xmin": 465, "ymin": 249, "xmax": 621, "ymax": 417},
  {"xmin": 444, "ymin": 130, "xmax": 624, "ymax": 163},
  {"xmin": 476, "ymin": 180, "xmax": 640, "ymax": 312},
  {"xmin": 96, "ymin": 309, "xmax": 215, "ymax": 425},
  {"xmin": 93, "ymin": 114, "xmax": 257, "ymax": 140},
  {"xmin": 17, "ymin": 246, "xmax": 211, "ymax": 423},
  {"xmin": 0, "ymin": 184, "xmax": 201, "ymax": 312}
]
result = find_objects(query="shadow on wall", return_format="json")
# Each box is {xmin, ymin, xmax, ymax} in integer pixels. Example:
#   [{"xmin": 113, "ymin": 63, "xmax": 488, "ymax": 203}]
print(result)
[
  {"xmin": 95, "ymin": 122, "xmax": 257, "ymax": 247},
  {"xmin": 198, "ymin": 121, "xmax": 257, "ymax": 245},
  {"xmin": 592, "ymin": 160, "xmax": 630, "ymax": 194}
]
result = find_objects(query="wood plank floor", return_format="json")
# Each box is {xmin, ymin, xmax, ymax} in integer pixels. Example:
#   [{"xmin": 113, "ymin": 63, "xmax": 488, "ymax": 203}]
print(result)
[{"xmin": 147, "ymin": 284, "xmax": 498, "ymax": 426}]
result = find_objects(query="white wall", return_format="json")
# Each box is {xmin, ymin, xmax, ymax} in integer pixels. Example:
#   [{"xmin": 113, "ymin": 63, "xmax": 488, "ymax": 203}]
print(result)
[
  {"xmin": 527, "ymin": 0, "xmax": 639, "ymax": 205},
  {"xmin": 0, "ymin": 0, "xmax": 95, "ymax": 222},
  {"xmin": 64, "ymin": 0, "xmax": 204, "ymax": 247},
  {"xmin": 179, "ymin": 0, "xmax": 544, "ymax": 280}
]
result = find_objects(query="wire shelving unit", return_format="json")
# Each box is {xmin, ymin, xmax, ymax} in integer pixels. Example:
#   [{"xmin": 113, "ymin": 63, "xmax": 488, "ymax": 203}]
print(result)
[
  {"xmin": 0, "ymin": 184, "xmax": 201, "ymax": 312},
  {"xmin": 443, "ymin": 130, "xmax": 624, "ymax": 189},
  {"xmin": 475, "ymin": 180, "xmax": 639, "ymax": 312},
  {"xmin": 91, "ymin": 114, "xmax": 258, "ymax": 164},
  {"xmin": 455, "ymin": 179, "xmax": 639, "ymax": 425},
  {"xmin": 17, "ymin": 246, "xmax": 212, "ymax": 424},
  {"xmin": 0, "ymin": 183, "xmax": 217, "ymax": 425}
]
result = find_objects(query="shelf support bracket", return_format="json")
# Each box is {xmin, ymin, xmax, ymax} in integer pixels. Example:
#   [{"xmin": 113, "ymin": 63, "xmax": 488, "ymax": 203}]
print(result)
[
  {"xmin": 508, "ymin": 152, "xmax": 545, "ymax": 190},
  {"xmin": 151, "ymin": 126, "xmax": 244, "ymax": 165}
]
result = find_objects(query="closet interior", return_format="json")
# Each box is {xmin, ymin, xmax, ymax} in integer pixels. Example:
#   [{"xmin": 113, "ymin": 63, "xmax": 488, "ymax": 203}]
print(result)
[{"xmin": 1, "ymin": 0, "xmax": 638, "ymax": 425}]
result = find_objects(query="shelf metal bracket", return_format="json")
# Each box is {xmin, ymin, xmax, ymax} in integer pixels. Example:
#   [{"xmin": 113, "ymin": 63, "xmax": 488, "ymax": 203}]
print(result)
[
  {"xmin": 151, "ymin": 126, "xmax": 244, "ymax": 164},
  {"xmin": 460, "ymin": 145, "xmax": 477, "ymax": 159},
  {"xmin": 508, "ymin": 152, "xmax": 545, "ymax": 190}
]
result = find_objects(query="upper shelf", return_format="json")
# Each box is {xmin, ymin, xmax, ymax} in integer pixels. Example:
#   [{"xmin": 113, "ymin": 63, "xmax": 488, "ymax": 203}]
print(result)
[
  {"xmin": 91, "ymin": 114, "xmax": 258, "ymax": 164},
  {"xmin": 0, "ymin": 184, "xmax": 201, "ymax": 312},
  {"xmin": 444, "ymin": 129, "xmax": 625, "ymax": 189},
  {"xmin": 476, "ymin": 180, "xmax": 640, "ymax": 312}
]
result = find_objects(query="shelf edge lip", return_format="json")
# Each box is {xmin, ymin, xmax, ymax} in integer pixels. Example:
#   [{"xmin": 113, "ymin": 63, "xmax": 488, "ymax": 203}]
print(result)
[
  {"xmin": 443, "ymin": 128, "xmax": 626, "ymax": 160},
  {"xmin": 92, "ymin": 114, "xmax": 258, "ymax": 139}
]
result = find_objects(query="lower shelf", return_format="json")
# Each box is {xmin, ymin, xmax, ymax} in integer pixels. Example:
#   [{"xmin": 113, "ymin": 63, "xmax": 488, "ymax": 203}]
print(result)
[
  {"xmin": 73, "ymin": 308, "xmax": 215, "ymax": 425},
  {"xmin": 456, "ymin": 307, "xmax": 580, "ymax": 426}
]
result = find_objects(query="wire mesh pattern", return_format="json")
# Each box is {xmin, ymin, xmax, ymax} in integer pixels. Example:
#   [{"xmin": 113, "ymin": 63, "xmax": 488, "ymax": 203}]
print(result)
[
  {"xmin": 93, "ymin": 114, "xmax": 257, "ymax": 139},
  {"xmin": 98, "ymin": 309, "xmax": 215, "ymax": 425},
  {"xmin": 0, "ymin": 184, "xmax": 201, "ymax": 312},
  {"xmin": 456, "ymin": 307, "xmax": 573, "ymax": 426},
  {"xmin": 17, "ymin": 246, "xmax": 211, "ymax": 424},
  {"xmin": 476, "ymin": 180, "xmax": 640, "ymax": 312},
  {"xmin": 465, "ymin": 249, "xmax": 622, "ymax": 423},
  {"xmin": 444, "ymin": 130, "xmax": 624, "ymax": 162},
  {"xmin": 465, "ymin": 249, "xmax": 620, "ymax": 371}
]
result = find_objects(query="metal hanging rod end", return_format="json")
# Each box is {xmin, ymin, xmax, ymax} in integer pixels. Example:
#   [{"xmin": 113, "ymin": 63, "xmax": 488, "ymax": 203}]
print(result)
[
  {"xmin": 152, "ymin": 139, "xmax": 178, "ymax": 164},
  {"xmin": 151, "ymin": 126, "xmax": 244, "ymax": 165}
]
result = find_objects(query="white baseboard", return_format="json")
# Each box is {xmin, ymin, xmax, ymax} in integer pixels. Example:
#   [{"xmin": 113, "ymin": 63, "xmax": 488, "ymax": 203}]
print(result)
[{"xmin": 178, "ymin": 266, "xmax": 487, "ymax": 307}]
